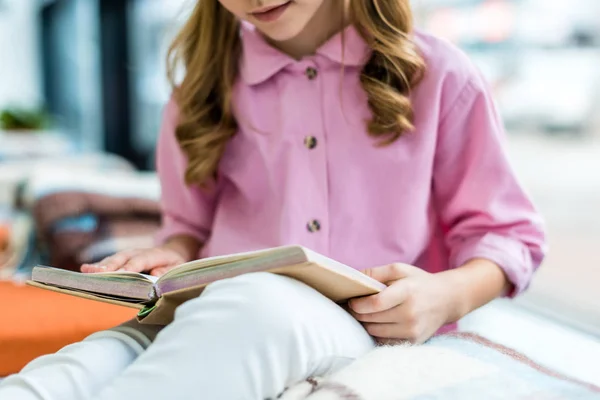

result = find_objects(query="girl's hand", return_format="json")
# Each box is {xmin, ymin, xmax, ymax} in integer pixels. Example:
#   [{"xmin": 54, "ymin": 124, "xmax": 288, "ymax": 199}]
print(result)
[
  {"xmin": 348, "ymin": 263, "xmax": 456, "ymax": 344},
  {"xmin": 80, "ymin": 246, "xmax": 186, "ymax": 277}
]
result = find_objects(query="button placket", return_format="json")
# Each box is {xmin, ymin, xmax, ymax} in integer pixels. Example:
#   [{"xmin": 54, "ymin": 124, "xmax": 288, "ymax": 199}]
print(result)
[
  {"xmin": 296, "ymin": 60, "xmax": 328, "ymax": 251},
  {"xmin": 304, "ymin": 133, "xmax": 320, "ymax": 235}
]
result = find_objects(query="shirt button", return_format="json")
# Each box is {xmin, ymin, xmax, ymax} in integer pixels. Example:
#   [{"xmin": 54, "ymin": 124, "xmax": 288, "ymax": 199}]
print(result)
[
  {"xmin": 304, "ymin": 136, "xmax": 317, "ymax": 149},
  {"xmin": 307, "ymin": 220, "xmax": 321, "ymax": 233},
  {"xmin": 305, "ymin": 67, "xmax": 318, "ymax": 80}
]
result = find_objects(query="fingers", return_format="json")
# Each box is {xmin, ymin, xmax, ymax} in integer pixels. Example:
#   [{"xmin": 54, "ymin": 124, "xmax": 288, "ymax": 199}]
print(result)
[
  {"xmin": 150, "ymin": 266, "xmax": 178, "ymax": 277},
  {"xmin": 150, "ymin": 267, "xmax": 167, "ymax": 277},
  {"xmin": 350, "ymin": 305, "xmax": 406, "ymax": 324},
  {"xmin": 80, "ymin": 264, "xmax": 104, "ymax": 273},
  {"xmin": 361, "ymin": 322, "xmax": 425, "ymax": 344},
  {"xmin": 349, "ymin": 280, "xmax": 410, "ymax": 314},
  {"xmin": 354, "ymin": 304, "xmax": 424, "ymax": 344},
  {"xmin": 363, "ymin": 263, "xmax": 425, "ymax": 284},
  {"xmin": 81, "ymin": 247, "xmax": 183, "ymax": 274},
  {"xmin": 118, "ymin": 248, "xmax": 180, "ymax": 273},
  {"xmin": 81, "ymin": 250, "xmax": 139, "ymax": 273},
  {"xmin": 350, "ymin": 302, "xmax": 418, "ymax": 333},
  {"xmin": 118, "ymin": 253, "xmax": 154, "ymax": 273}
]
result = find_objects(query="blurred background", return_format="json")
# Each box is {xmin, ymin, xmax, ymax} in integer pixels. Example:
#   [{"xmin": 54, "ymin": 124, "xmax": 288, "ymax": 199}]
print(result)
[{"xmin": 0, "ymin": 0, "xmax": 599, "ymax": 383}]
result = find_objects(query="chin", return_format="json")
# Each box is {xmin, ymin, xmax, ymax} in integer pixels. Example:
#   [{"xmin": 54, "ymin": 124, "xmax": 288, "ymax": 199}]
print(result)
[
  {"xmin": 258, "ymin": 26, "xmax": 304, "ymax": 42},
  {"xmin": 251, "ymin": 7, "xmax": 311, "ymax": 43}
]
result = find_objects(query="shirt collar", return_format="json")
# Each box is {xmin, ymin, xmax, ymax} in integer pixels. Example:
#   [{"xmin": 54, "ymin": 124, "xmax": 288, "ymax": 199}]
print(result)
[{"xmin": 239, "ymin": 22, "xmax": 371, "ymax": 86}]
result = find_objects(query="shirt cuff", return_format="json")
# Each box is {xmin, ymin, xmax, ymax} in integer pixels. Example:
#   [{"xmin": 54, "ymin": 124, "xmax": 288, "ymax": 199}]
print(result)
[
  {"xmin": 154, "ymin": 214, "xmax": 210, "ymax": 247},
  {"xmin": 451, "ymin": 233, "xmax": 535, "ymax": 297}
]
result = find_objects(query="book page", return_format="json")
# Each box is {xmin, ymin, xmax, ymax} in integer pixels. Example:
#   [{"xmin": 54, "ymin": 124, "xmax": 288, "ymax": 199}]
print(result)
[
  {"xmin": 27, "ymin": 281, "xmax": 146, "ymax": 309},
  {"xmin": 157, "ymin": 245, "xmax": 305, "ymax": 282},
  {"xmin": 33, "ymin": 266, "xmax": 158, "ymax": 283},
  {"xmin": 90, "ymin": 271, "xmax": 159, "ymax": 283},
  {"xmin": 31, "ymin": 266, "xmax": 157, "ymax": 301},
  {"xmin": 301, "ymin": 249, "xmax": 385, "ymax": 291}
]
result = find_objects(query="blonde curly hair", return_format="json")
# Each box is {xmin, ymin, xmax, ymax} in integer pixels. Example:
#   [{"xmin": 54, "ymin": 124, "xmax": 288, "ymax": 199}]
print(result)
[{"xmin": 167, "ymin": 0, "xmax": 425, "ymax": 186}]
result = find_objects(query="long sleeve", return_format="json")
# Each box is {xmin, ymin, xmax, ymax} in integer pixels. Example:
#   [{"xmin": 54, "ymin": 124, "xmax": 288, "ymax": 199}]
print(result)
[
  {"xmin": 433, "ymin": 74, "xmax": 547, "ymax": 296},
  {"xmin": 154, "ymin": 98, "xmax": 218, "ymax": 245}
]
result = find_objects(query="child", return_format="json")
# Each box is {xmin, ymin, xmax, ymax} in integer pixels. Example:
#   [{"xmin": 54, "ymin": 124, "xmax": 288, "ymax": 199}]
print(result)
[{"xmin": 0, "ymin": 0, "xmax": 546, "ymax": 399}]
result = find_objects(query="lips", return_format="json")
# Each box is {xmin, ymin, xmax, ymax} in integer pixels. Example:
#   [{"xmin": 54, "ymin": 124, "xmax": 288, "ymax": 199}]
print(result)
[{"xmin": 250, "ymin": 1, "xmax": 292, "ymax": 22}]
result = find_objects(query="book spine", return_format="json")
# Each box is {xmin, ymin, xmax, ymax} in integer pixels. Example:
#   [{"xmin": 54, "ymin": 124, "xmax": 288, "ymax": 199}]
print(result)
[{"xmin": 150, "ymin": 284, "xmax": 158, "ymax": 302}]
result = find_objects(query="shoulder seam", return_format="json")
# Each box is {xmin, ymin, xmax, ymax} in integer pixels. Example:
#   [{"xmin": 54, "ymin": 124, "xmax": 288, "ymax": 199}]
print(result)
[{"xmin": 438, "ymin": 78, "xmax": 478, "ymax": 132}]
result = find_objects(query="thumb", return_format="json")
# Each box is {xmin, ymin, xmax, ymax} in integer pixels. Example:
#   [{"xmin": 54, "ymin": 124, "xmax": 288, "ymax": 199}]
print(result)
[{"xmin": 363, "ymin": 263, "xmax": 424, "ymax": 284}]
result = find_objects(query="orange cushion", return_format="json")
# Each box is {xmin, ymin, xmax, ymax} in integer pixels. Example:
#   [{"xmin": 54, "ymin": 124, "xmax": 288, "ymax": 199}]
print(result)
[{"xmin": 0, "ymin": 280, "xmax": 137, "ymax": 376}]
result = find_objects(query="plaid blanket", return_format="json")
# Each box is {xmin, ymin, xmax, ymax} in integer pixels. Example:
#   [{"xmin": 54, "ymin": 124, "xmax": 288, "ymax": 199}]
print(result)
[{"xmin": 281, "ymin": 332, "xmax": 600, "ymax": 399}]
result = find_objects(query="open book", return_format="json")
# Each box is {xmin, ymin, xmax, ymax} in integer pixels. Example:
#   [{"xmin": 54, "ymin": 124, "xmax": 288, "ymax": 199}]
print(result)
[{"xmin": 28, "ymin": 245, "xmax": 386, "ymax": 325}]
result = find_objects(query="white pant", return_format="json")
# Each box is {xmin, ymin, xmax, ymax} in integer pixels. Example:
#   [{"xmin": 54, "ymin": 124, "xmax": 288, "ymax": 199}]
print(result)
[{"xmin": 0, "ymin": 273, "xmax": 375, "ymax": 400}]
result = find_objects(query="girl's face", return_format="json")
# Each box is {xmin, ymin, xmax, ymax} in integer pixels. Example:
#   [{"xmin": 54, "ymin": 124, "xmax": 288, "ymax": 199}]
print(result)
[{"xmin": 218, "ymin": 0, "xmax": 328, "ymax": 42}]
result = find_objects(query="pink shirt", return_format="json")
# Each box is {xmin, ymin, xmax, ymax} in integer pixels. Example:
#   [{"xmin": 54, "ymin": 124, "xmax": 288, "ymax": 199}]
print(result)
[{"xmin": 156, "ymin": 23, "xmax": 547, "ymax": 296}]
